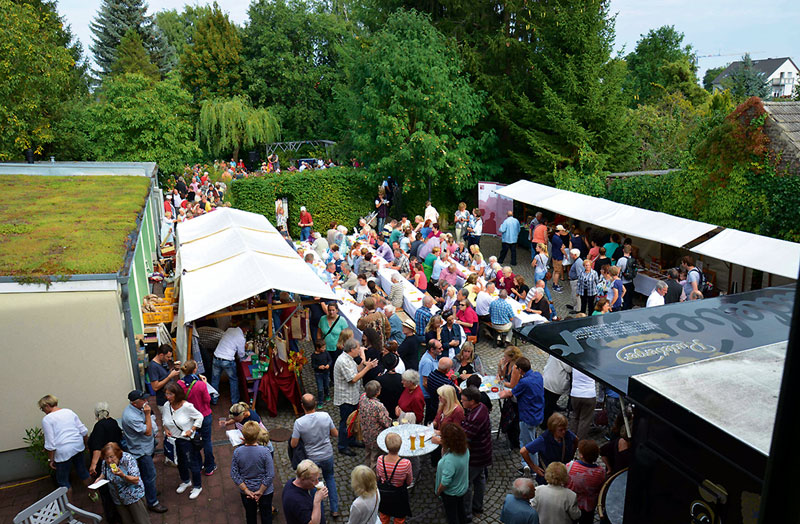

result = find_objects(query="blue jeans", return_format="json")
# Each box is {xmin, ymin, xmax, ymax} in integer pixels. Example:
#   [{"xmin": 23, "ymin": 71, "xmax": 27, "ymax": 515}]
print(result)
[
  {"xmin": 338, "ymin": 403, "xmax": 358, "ymax": 450},
  {"xmin": 136, "ymin": 455, "xmax": 159, "ymax": 507},
  {"xmin": 301, "ymin": 226, "xmax": 311, "ymax": 241},
  {"xmin": 534, "ymin": 268, "xmax": 552, "ymax": 301},
  {"xmin": 377, "ymin": 216, "xmax": 385, "ymax": 235},
  {"xmin": 175, "ymin": 438, "xmax": 203, "ymax": 488},
  {"xmin": 519, "ymin": 421, "xmax": 539, "ymax": 467},
  {"xmin": 54, "ymin": 450, "xmax": 89, "ymax": 489},
  {"xmin": 316, "ymin": 455, "xmax": 339, "ymax": 512},
  {"xmin": 199, "ymin": 414, "xmax": 216, "ymax": 473},
  {"xmin": 315, "ymin": 373, "xmax": 330, "ymax": 400},
  {"xmin": 212, "ymin": 357, "xmax": 239, "ymax": 404}
]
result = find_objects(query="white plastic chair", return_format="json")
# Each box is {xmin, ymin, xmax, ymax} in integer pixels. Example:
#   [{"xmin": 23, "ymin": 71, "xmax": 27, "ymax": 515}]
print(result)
[{"xmin": 13, "ymin": 487, "xmax": 102, "ymax": 524}]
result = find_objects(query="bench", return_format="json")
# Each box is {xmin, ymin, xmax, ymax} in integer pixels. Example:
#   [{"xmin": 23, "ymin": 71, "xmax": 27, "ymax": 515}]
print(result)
[{"xmin": 13, "ymin": 487, "xmax": 102, "ymax": 524}]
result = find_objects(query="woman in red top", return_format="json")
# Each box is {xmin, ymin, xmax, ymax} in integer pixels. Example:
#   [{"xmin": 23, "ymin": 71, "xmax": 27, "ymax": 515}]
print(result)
[
  {"xmin": 179, "ymin": 360, "xmax": 216, "ymax": 475},
  {"xmin": 566, "ymin": 440, "xmax": 606, "ymax": 524},
  {"xmin": 433, "ymin": 385, "xmax": 464, "ymax": 430},
  {"xmin": 454, "ymin": 300, "xmax": 478, "ymax": 337},
  {"xmin": 396, "ymin": 370, "xmax": 425, "ymax": 424}
]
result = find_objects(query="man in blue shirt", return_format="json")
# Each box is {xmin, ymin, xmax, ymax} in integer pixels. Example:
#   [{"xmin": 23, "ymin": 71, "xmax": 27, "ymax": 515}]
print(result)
[
  {"xmin": 121, "ymin": 391, "xmax": 167, "ymax": 513},
  {"xmin": 414, "ymin": 296, "xmax": 434, "ymax": 344},
  {"xmin": 488, "ymin": 290, "xmax": 515, "ymax": 348},
  {"xmin": 499, "ymin": 357, "xmax": 544, "ymax": 468},
  {"xmin": 500, "ymin": 478, "xmax": 540, "ymax": 524},
  {"xmin": 550, "ymin": 225, "xmax": 567, "ymax": 293},
  {"xmin": 498, "ymin": 211, "xmax": 521, "ymax": 266},
  {"xmin": 418, "ymin": 340, "xmax": 443, "ymax": 425}
]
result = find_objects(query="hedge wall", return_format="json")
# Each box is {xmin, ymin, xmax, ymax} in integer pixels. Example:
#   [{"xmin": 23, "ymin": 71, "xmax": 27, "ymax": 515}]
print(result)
[{"xmin": 230, "ymin": 168, "xmax": 375, "ymax": 237}]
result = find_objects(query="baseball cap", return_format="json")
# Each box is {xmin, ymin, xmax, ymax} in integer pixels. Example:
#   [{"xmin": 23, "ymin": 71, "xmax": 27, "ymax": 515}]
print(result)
[{"xmin": 128, "ymin": 390, "xmax": 149, "ymax": 402}]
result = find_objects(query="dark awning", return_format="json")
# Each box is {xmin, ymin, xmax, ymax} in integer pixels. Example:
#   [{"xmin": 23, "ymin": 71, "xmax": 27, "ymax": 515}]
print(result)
[{"xmin": 514, "ymin": 286, "xmax": 795, "ymax": 395}]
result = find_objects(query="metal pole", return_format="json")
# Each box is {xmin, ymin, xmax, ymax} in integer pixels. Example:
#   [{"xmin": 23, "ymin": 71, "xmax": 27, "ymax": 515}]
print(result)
[{"xmin": 759, "ymin": 267, "xmax": 800, "ymax": 522}]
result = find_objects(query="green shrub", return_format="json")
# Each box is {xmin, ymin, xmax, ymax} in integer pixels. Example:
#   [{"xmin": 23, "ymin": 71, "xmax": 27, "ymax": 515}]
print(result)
[{"xmin": 231, "ymin": 168, "xmax": 375, "ymax": 236}]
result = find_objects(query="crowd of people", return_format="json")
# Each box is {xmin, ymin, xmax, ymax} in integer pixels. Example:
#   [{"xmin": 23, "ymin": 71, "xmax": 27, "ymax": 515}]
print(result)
[{"xmin": 38, "ymin": 198, "xmax": 669, "ymax": 524}]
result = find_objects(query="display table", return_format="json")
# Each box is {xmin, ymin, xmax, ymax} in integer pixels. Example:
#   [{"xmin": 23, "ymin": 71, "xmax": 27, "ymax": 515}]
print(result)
[
  {"xmin": 459, "ymin": 374, "xmax": 506, "ymax": 400},
  {"xmin": 377, "ymin": 423, "xmax": 438, "ymax": 457},
  {"xmin": 633, "ymin": 271, "xmax": 667, "ymax": 297}
]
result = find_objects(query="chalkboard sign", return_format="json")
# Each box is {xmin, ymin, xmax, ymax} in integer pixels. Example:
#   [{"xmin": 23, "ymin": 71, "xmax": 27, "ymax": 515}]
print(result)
[{"xmin": 515, "ymin": 286, "xmax": 795, "ymax": 394}]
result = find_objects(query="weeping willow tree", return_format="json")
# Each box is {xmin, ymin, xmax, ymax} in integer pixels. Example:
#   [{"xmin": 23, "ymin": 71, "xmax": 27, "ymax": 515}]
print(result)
[{"xmin": 198, "ymin": 96, "xmax": 280, "ymax": 160}]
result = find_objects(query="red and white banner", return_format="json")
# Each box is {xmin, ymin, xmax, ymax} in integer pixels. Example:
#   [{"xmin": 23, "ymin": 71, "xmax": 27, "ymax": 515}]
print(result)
[{"xmin": 478, "ymin": 181, "xmax": 513, "ymax": 236}]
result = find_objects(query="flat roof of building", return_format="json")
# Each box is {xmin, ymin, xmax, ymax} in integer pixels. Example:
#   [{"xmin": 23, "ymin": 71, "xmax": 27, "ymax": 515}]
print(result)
[{"xmin": 0, "ymin": 174, "xmax": 152, "ymax": 276}]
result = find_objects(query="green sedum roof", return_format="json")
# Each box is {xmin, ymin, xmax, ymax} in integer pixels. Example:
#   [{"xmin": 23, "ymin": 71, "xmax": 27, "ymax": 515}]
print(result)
[{"xmin": 0, "ymin": 175, "xmax": 151, "ymax": 276}]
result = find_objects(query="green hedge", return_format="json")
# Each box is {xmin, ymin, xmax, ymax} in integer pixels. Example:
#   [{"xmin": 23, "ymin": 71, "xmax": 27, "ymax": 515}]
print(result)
[{"xmin": 230, "ymin": 168, "xmax": 375, "ymax": 236}]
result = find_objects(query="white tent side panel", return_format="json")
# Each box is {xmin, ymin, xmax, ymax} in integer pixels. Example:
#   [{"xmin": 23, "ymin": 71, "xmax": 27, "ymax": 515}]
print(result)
[{"xmin": 691, "ymin": 229, "xmax": 800, "ymax": 280}]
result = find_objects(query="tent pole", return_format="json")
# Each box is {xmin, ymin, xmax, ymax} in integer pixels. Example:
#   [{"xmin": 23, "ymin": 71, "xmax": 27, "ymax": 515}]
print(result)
[{"xmin": 186, "ymin": 325, "xmax": 193, "ymax": 361}]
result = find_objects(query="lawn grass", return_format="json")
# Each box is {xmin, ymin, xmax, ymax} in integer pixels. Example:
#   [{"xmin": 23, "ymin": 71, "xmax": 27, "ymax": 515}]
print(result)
[{"xmin": 0, "ymin": 175, "xmax": 151, "ymax": 276}]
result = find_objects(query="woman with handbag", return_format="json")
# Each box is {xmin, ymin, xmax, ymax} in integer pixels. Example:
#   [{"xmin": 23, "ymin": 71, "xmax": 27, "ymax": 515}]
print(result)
[
  {"xmin": 179, "ymin": 360, "xmax": 216, "ymax": 476},
  {"xmin": 377, "ymin": 433, "xmax": 413, "ymax": 524},
  {"xmin": 347, "ymin": 465, "xmax": 381, "ymax": 524},
  {"xmin": 161, "ymin": 382, "xmax": 204, "ymax": 500},
  {"xmin": 531, "ymin": 243, "xmax": 552, "ymax": 301}
]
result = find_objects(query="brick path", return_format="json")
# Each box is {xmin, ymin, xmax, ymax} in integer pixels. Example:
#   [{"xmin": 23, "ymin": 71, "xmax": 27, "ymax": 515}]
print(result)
[{"xmin": 1, "ymin": 236, "xmax": 588, "ymax": 524}]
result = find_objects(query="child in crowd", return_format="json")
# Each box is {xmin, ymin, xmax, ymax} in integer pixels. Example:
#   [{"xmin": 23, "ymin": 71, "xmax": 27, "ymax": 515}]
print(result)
[{"xmin": 311, "ymin": 342, "xmax": 332, "ymax": 408}]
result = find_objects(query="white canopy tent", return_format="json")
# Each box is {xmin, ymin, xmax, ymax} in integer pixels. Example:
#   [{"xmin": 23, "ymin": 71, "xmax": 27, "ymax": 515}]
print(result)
[
  {"xmin": 692, "ymin": 229, "xmax": 800, "ymax": 280},
  {"xmin": 494, "ymin": 180, "xmax": 799, "ymax": 281},
  {"xmin": 494, "ymin": 180, "xmax": 718, "ymax": 249},
  {"xmin": 173, "ymin": 208, "xmax": 336, "ymax": 360}
]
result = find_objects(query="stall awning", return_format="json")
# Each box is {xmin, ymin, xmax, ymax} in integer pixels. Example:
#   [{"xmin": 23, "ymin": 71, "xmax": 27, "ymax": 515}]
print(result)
[
  {"xmin": 494, "ymin": 180, "xmax": 718, "ymax": 249},
  {"xmin": 513, "ymin": 286, "xmax": 794, "ymax": 395},
  {"xmin": 176, "ymin": 208, "xmax": 336, "ymax": 323},
  {"xmin": 691, "ymin": 228, "xmax": 800, "ymax": 280}
]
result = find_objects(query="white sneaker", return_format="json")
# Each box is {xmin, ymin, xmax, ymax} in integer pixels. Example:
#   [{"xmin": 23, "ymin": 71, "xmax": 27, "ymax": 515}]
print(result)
[
  {"xmin": 176, "ymin": 482, "xmax": 192, "ymax": 494},
  {"xmin": 189, "ymin": 487, "xmax": 203, "ymax": 500}
]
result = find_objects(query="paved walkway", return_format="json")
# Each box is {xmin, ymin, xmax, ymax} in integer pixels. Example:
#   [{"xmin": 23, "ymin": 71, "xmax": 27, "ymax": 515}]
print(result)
[{"xmin": 1, "ymin": 236, "xmax": 586, "ymax": 524}]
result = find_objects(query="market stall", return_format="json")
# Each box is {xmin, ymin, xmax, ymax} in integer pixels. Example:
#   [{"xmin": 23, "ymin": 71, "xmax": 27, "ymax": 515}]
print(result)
[
  {"xmin": 494, "ymin": 180, "xmax": 800, "ymax": 295},
  {"xmin": 174, "ymin": 208, "xmax": 337, "ymax": 414},
  {"xmin": 514, "ymin": 285, "xmax": 795, "ymax": 523}
]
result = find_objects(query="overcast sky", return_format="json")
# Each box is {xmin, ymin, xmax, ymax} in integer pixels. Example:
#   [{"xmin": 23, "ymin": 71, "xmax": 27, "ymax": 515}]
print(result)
[{"xmin": 59, "ymin": 0, "xmax": 800, "ymax": 79}]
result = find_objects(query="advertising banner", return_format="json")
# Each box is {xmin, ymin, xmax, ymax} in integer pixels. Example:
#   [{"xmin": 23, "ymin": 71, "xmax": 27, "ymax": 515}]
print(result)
[{"xmin": 478, "ymin": 181, "xmax": 513, "ymax": 236}]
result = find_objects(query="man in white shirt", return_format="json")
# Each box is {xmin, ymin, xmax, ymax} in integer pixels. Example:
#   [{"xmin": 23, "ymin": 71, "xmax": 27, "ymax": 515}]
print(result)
[
  {"xmin": 211, "ymin": 323, "xmax": 250, "ymax": 405},
  {"xmin": 424, "ymin": 200, "xmax": 439, "ymax": 224},
  {"xmin": 646, "ymin": 281, "xmax": 668, "ymax": 308},
  {"xmin": 475, "ymin": 283, "xmax": 497, "ymax": 323}
]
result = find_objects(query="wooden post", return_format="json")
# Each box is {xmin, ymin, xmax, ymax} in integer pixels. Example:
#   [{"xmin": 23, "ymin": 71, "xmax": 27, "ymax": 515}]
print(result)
[{"xmin": 186, "ymin": 325, "xmax": 193, "ymax": 362}]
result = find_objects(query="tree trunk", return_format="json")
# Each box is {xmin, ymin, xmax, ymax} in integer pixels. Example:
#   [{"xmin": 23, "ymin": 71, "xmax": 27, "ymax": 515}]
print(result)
[{"xmin": 233, "ymin": 144, "xmax": 240, "ymax": 162}]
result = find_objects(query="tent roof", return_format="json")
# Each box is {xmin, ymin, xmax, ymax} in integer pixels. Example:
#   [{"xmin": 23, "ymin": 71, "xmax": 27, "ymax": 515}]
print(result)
[
  {"xmin": 691, "ymin": 229, "xmax": 800, "ymax": 279},
  {"xmin": 495, "ymin": 180, "xmax": 800, "ymax": 279},
  {"xmin": 177, "ymin": 208, "xmax": 336, "ymax": 323},
  {"xmin": 494, "ymin": 180, "xmax": 718, "ymax": 249}
]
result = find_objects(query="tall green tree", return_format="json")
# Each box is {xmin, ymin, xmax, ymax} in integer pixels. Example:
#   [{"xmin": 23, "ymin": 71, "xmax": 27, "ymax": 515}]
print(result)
[
  {"xmin": 154, "ymin": 6, "xmax": 212, "ymax": 71},
  {"xmin": 197, "ymin": 97, "xmax": 280, "ymax": 160},
  {"xmin": 728, "ymin": 54, "xmax": 769, "ymax": 101},
  {"xmin": 243, "ymin": 0, "xmax": 350, "ymax": 141},
  {"xmin": 111, "ymin": 28, "xmax": 160, "ymax": 80},
  {"xmin": 179, "ymin": 3, "xmax": 243, "ymax": 103},
  {"xmin": 84, "ymin": 73, "xmax": 201, "ymax": 177},
  {"xmin": 336, "ymin": 9, "xmax": 498, "ymax": 195},
  {"xmin": 703, "ymin": 65, "xmax": 727, "ymax": 92},
  {"xmin": 90, "ymin": 0, "xmax": 169, "ymax": 78},
  {"xmin": 656, "ymin": 58, "xmax": 709, "ymax": 106},
  {"xmin": 625, "ymin": 25, "xmax": 698, "ymax": 106},
  {"xmin": 0, "ymin": 0, "xmax": 76, "ymax": 158}
]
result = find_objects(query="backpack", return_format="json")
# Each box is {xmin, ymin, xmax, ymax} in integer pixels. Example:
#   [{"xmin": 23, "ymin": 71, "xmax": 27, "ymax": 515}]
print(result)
[
  {"xmin": 621, "ymin": 256, "xmax": 638, "ymax": 281},
  {"xmin": 690, "ymin": 268, "xmax": 712, "ymax": 295}
]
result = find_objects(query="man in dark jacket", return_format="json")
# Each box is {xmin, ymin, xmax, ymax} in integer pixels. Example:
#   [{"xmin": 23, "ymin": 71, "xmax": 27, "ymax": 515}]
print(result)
[
  {"xmin": 665, "ymin": 268, "xmax": 683, "ymax": 304},
  {"xmin": 461, "ymin": 387, "xmax": 492, "ymax": 521}
]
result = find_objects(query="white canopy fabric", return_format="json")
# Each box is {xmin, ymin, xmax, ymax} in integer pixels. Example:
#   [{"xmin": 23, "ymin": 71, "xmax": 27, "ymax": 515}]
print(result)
[
  {"xmin": 495, "ymin": 180, "xmax": 718, "ymax": 249},
  {"xmin": 692, "ymin": 229, "xmax": 800, "ymax": 279},
  {"xmin": 176, "ymin": 208, "xmax": 336, "ymax": 324},
  {"xmin": 495, "ymin": 180, "xmax": 800, "ymax": 279}
]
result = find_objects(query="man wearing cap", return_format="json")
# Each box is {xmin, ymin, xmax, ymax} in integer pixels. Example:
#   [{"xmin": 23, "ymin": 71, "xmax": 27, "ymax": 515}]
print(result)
[
  {"xmin": 298, "ymin": 206, "xmax": 314, "ymax": 241},
  {"xmin": 396, "ymin": 318, "xmax": 420, "ymax": 370},
  {"xmin": 121, "ymin": 390, "xmax": 167, "ymax": 513}
]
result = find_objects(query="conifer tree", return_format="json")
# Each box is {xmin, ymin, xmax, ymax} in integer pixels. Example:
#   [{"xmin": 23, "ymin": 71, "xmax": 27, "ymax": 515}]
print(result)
[
  {"xmin": 179, "ymin": 3, "xmax": 243, "ymax": 103},
  {"xmin": 90, "ymin": 0, "xmax": 168, "ymax": 78},
  {"xmin": 728, "ymin": 54, "xmax": 769, "ymax": 101},
  {"xmin": 111, "ymin": 28, "xmax": 160, "ymax": 80}
]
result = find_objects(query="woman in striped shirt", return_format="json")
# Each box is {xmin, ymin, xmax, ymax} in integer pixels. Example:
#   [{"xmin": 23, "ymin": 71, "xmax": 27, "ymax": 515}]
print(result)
[
  {"xmin": 576, "ymin": 259, "xmax": 600, "ymax": 315},
  {"xmin": 376, "ymin": 433, "xmax": 413, "ymax": 523}
]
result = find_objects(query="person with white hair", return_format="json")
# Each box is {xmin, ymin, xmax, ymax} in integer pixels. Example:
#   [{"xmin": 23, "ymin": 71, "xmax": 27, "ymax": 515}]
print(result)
[
  {"xmin": 384, "ymin": 304, "xmax": 405, "ymax": 344},
  {"xmin": 567, "ymin": 248, "xmax": 584, "ymax": 311},
  {"xmin": 500, "ymin": 478, "xmax": 539, "ymax": 524},
  {"xmin": 311, "ymin": 231, "xmax": 329, "ymax": 259},
  {"xmin": 388, "ymin": 274, "xmax": 404, "ymax": 309},
  {"xmin": 647, "ymin": 280, "xmax": 669, "ymax": 307},
  {"xmin": 88, "ymin": 401, "xmax": 125, "ymax": 522},
  {"xmin": 298, "ymin": 206, "xmax": 314, "ymax": 241},
  {"xmin": 282, "ymin": 459, "xmax": 328, "ymax": 524}
]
